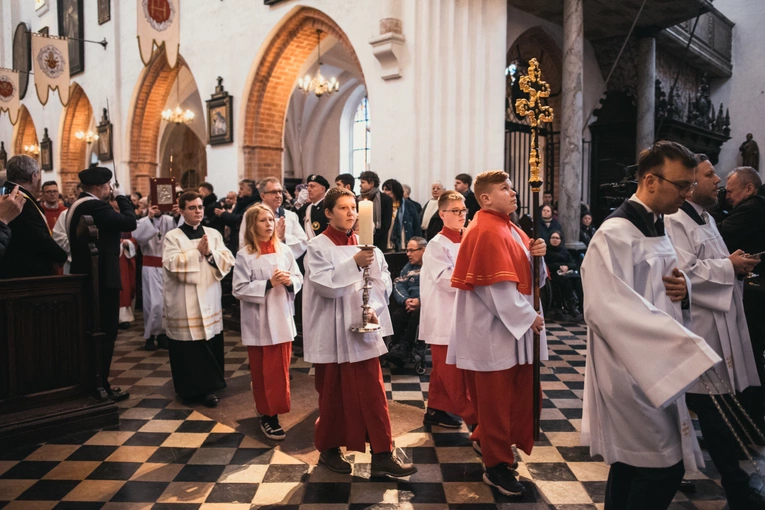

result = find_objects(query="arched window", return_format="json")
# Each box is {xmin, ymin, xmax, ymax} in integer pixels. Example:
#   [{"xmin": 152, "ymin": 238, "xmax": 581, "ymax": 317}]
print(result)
[{"xmin": 351, "ymin": 97, "xmax": 370, "ymax": 178}]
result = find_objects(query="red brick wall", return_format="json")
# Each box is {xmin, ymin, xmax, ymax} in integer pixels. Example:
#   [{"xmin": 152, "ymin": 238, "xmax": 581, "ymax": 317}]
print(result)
[{"xmin": 13, "ymin": 106, "xmax": 39, "ymax": 165}]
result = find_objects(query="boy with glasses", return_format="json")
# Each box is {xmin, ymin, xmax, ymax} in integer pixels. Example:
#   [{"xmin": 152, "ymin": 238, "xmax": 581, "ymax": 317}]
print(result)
[{"xmin": 419, "ymin": 191, "xmax": 477, "ymax": 429}]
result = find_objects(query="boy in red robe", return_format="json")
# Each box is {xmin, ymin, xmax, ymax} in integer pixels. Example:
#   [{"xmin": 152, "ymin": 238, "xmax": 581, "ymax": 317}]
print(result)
[{"xmin": 448, "ymin": 170, "xmax": 547, "ymax": 496}]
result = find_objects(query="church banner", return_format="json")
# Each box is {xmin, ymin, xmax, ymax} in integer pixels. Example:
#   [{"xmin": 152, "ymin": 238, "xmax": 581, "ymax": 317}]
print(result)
[
  {"xmin": 0, "ymin": 69, "xmax": 20, "ymax": 125},
  {"xmin": 31, "ymin": 33, "xmax": 70, "ymax": 107},
  {"xmin": 137, "ymin": 0, "xmax": 180, "ymax": 68}
]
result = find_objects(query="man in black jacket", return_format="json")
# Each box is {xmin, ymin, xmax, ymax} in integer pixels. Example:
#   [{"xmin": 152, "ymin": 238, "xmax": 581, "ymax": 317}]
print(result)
[
  {"xmin": 68, "ymin": 165, "xmax": 137, "ymax": 402},
  {"xmin": 717, "ymin": 166, "xmax": 765, "ymax": 431},
  {"xmin": 199, "ymin": 181, "xmax": 224, "ymax": 235},
  {"xmin": 297, "ymin": 174, "xmax": 330, "ymax": 239},
  {"xmin": 455, "ymin": 173, "xmax": 480, "ymax": 222},
  {"xmin": 358, "ymin": 171, "xmax": 392, "ymax": 251},
  {"xmin": 215, "ymin": 179, "xmax": 259, "ymax": 254},
  {"xmin": 0, "ymin": 155, "xmax": 67, "ymax": 278},
  {"xmin": 0, "ymin": 185, "xmax": 25, "ymax": 264}
]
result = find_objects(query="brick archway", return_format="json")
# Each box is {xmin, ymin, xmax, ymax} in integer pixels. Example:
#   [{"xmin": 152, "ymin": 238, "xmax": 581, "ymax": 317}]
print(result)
[
  {"xmin": 128, "ymin": 50, "xmax": 187, "ymax": 194},
  {"xmin": 242, "ymin": 7, "xmax": 364, "ymax": 180},
  {"xmin": 59, "ymin": 83, "xmax": 94, "ymax": 195},
  {"xmin": 12, "ymin": 106, "xmax": 39, "ymax": 161}
]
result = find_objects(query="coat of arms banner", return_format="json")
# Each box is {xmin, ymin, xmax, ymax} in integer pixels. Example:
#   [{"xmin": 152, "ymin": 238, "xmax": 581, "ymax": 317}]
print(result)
[
  {"xmin": 0, "ymin": 69, "xmax": 20, "ymax": 125},
  {"xmin": 31, "ymin": 33, "xmax": 70, "ymax": 106},
  {"xmin": 137, "ymin": 0, "xmax": 180, "ymax": 68}
]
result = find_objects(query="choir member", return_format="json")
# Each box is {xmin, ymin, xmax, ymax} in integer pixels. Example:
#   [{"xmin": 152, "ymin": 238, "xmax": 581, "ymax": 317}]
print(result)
[
  {"xmin": 419, "ymin": 190, "xmax": 476, "ymax": 429},
  {"xmin": 448, "ymin": 170, "xmax": 547, "ymax": 496},
  {"xmin": 581, "ymin": 141, "xmax": 721, "ymax": 509},
  {"xmin": 162, "ymin": 192, "xmax": 235, "ymax": 408},
  {"xmin": 133, "ymin": 205, "xmax": 177, "ymax": 351},
  {"xmin": 233, "ymin": 204, "xmax": 302, "ymax": 440},
  {"xmin": 303, "ymin": 187, "xmax": 417, "ymax": 478},
  {"xmin": 666, "ymin": 155, "xmax": 764, "ymax": 509}
]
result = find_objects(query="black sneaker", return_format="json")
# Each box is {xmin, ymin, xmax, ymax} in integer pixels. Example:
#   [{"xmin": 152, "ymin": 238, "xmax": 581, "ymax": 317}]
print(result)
[
  {"xmin": 319, "ymin": 447, "xmax": 352, "ymax": 474},
  {"xmin": 483, "ymin": 463, "xmax": 525, "ymax": 496},
  {"xmin": 260, "ymin": 415, "xmax": 285, "ymax": 440},
  {"xmin": 472, "ymin": 441, "xmax": 518, "ymax": 469},
  {"xmin": 423, "ymin": 408, "xmax": 462, "ymax": 428},
  {"xmin": 144, "ymin": 336, "xmax": 157, "ymax": 351},
  {"xmin": 370, "ymin": 451, "xmax": 418, "ymax": 478}
]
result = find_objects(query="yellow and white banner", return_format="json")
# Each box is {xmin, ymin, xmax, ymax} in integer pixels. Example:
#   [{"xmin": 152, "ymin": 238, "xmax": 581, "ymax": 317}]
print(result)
[
  {"xmin": 0, "ymin": 68, "xmax": 20, "ymax": 125},
  {"xmin": 31, "ymin": 33, "xmax": 70, "ymax": 106},
  {"xmin": 137, "ymin": 0, "xmax": 180, "ymax": 68}
]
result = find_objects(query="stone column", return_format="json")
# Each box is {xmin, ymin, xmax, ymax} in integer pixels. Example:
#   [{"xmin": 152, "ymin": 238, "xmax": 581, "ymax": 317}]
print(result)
[
  {"xmin": 559, "ymin": 0, "xmax": 585, "ymax": 249},
  {"xmin": 636, "ymin": 37, "xmax": 656, "ymax": 157}
]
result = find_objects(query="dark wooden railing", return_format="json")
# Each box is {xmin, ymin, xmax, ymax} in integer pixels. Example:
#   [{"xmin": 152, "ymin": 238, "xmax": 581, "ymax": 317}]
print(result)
[{"xmin": 0, "ymin": 216, "xmax": 118, "ymax": 448}]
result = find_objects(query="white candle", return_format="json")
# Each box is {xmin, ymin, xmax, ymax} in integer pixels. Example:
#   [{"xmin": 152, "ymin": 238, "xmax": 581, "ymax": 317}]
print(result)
[{"xmin": 358, "ymin": 200, "xmax": 374, "ymax": 246}]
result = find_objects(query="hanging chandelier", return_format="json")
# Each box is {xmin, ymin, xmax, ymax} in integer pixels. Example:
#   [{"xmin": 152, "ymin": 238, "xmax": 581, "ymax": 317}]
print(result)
[
  {"xmin": 298, "ymin": 30, "xmax": 340, "ymax": 98},
  {"xmin": 75, "ymin": 130, "xmax": 99, "ymax": 144},
  {"xmin": 162, "ymin": 71, "xmax": 195, "ymax": 124},
  {"xmin": 24, "ymin": 143, "xmax": 40, "ymax": 155}
]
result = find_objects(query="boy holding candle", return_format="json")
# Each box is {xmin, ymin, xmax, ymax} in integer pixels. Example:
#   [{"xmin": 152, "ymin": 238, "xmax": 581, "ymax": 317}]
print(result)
[{"xmin": 302, "ymin": 187, "xmax": 417, "ymax": 477}]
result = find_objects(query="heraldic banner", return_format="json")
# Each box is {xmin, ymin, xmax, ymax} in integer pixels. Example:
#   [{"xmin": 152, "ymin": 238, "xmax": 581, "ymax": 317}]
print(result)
[
  {"xmin": 31, "ymin": 33, "xmax": 70, "ymax": 107},
  {"xmin": 0, "ymin": 69, "xmax": 20, "ymax": 125},
  {"xmin": 137, "ymin": 0, "xmax": 180, "ymax": 68}
]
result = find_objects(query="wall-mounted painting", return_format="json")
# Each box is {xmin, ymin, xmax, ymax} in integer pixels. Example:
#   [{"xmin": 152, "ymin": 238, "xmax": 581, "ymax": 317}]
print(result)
[{"xmin": 57, "ymin": 0, "xmax": 84, "ymax": 75}]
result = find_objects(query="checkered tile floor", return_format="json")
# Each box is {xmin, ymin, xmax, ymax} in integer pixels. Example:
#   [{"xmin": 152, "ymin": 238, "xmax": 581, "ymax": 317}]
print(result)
[{"xmin": 0, "ymin": 317, "xmax": 744, "ymax": 508}]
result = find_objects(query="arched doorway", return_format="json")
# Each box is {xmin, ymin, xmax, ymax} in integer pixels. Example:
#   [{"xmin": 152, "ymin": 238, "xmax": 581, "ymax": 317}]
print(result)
[
  {"xmin": 12, "ymin": 105, "xmax": 39, "ymax": 163},
  {"xmin": 506, "ymin": 27, "xmax": 563, "ymax": 214},
  {"xmin": 59, "ymin": 83, "xmax": 94, "ymax": 195},
  {"xmin": 127, "ymin": 50, "xmax": 205, "ymax": 194},
  {"xmin": 242, "ymin": 7, "xmax": 365, "ymax": 182}
]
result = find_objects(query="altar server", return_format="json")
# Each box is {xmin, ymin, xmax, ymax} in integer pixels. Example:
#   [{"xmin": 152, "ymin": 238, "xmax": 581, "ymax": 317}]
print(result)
[
  {"xmin": 448, "ymin": 170, "xmax": 547, "ymax": 497},
  {"xmin": 238, "ymin": 177, "xmax": 308, "ymax": 260},
  {"xmin": 419, "ymin": 190, "xmax": 476, "ymax": 429},
  {"xmin": 163, "ymin": 192, "xmax": 235, "ymax": 408},
  {"xmin": 581, "ymin": 141, "xmax": 721, "ymax": 509},
  {"xmin": 233, "ymin": 204, "xmax": 302, "ymax": 441},
  {"xmin": 303, "ymin": 187, "xmax": 417, "ymax": 478},
  {"xmin": 117, "ymin": 231, "xmax": 137, "ymax": 326},
  {"xmin": 133, "ymin": 205, "xmax": 177, "ymax": 351},
  {"xmin": 666, "ymin": 154, "xmax": 764, "ymax": 510}
]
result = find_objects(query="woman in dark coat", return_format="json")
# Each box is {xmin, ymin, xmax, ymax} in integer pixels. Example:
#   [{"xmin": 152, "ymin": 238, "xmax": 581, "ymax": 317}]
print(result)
[
  {"xmin": 382, "ymin": 179, "xmax": 422, "ymax": 252},
  {"xmin": 544, "ymin": 230, "xmax": 583, "ymax": 318}
]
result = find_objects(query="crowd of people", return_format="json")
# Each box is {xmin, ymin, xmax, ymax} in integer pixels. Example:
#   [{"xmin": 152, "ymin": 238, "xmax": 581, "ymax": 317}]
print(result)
[{"xmin": 1, "ymin": 140, "xmax": 765, "ymax": 507}]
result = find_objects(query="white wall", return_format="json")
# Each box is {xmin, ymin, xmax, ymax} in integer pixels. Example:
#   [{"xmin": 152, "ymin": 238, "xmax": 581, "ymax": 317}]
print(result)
[
  {"xmin": 0, "ymin": 0, "xmax": 510, "ymax": 206},
  {"xmin": 710, "ymin": 0, "xmax": 765, "ymax": 176}
]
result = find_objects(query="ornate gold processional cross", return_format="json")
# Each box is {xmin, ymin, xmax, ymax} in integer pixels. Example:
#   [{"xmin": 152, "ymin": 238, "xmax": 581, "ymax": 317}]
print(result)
[{"xmin": 514, "ymin": 58, "xmax": 554, "ymax": 442}]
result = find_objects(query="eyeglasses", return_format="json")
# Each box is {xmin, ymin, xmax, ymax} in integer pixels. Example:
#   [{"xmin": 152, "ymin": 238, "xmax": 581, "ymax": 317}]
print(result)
[
  {"xmin": 261, "ymin": 190, "xmax": 283, "ymax": 195},
  {"xmin": 405, "ymin": 248, "xmax": 423, "ymax": 253},
  {"xmin": 442, "ymin": 208, "xmax": 468, "ymax": 216},
  {"xmin": 649, "ymin": 173, "xmax": 697, "ymax": 193},
  {"xmin": 185, "ymin": 205, "xmax": 204, "ymax": 211}
]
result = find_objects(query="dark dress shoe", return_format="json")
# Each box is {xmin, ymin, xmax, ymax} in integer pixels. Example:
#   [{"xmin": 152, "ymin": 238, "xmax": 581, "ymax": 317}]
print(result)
[
  {"xmin": 107, "ymin": 388, "xmax": 130, "ymax": 402},
  {"xmin": 118, "ymin": 322, "xmax": 131, "ymax": 330},
  {"xmin": 157, "ymin": 335, "xmax": 169, "ymax": 350},
  {"xmin": 202, "ymin": 394, "xmax": 219, "ymax": 408},
  {"xmin": 144, "ymin": 337, "xmax": 157, "ymax": 351},
  {"xmin": 679, "ymin": 479, "xmax": 696, "ymax": 492}
]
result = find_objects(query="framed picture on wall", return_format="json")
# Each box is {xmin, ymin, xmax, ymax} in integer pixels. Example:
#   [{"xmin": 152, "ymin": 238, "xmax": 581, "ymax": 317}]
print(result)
[
  {"xmin": 12, "ymin": 23, "xmax": 30, "ymax": 100},
  {"xmin": 97, "ymin": 108, "xmax": 113, "ymax": 161},
  {"xmin": 206, "ymin": 77, "xmax": 233, "ymax": 145},
  {"xmin": 40, "ymin": 128, "xmax": 53, "ymax": 171},
  {"xmin": 98, "ymin": 0, "xmax": 110, "ymax": 25},
  {"xmin": 57, "ymin": 0, "xmax": 84, "ymax": 75}
]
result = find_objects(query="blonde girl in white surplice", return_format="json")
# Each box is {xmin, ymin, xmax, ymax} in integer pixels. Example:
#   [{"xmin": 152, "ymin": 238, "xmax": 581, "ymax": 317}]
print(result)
[{"xmin": 232, "ymin": 204, "xmax": 302, "ymax": 441}]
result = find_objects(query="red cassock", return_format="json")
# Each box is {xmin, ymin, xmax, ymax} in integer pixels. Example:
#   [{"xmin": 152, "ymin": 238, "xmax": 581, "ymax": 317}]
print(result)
[
  {"xmin": 428, "ymin": 344, "xmax": 477, "ymax": 424},
  {"xmin": 119, "ymin": 233, "xmax": 137, "ymax": 308},
  {"xmin": 248, "ymin": 343, "xmax": 292, "ymax": 416}
]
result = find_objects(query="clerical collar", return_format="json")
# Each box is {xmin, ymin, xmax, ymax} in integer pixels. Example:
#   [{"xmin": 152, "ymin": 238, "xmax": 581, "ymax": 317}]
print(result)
[
  {"xmin": 322, "ymin": 225, "xmax": 357, "ymax": 246},
  {"xmin": 687, "ymin": 200, "xmax": 705, "ymax": 216},
  {"xmin": 629, "ymin": 194, "xmax": 659, "ymax": 222},
  {"xmin": 179, "ymin": 222, "xmax": 205, "ymax": 239},
  {"xmin": 439, "ymin": 226, "xmax": 462, "ymax": 244},
  {"xmin": 43, "ymin": 202, "xmax": 59, "ymax": 210}
]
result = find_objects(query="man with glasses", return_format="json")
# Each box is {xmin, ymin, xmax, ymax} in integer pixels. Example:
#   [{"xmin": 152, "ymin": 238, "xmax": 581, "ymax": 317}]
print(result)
[
  {"xmin": 238, "ymin": 177, "xmax": 308, "ymax": 260},
  {"xmin": 40, "ymin": 180, "xmax": 67, "ymax": 231},
  {"xmin": 581, "ymin": 141, "xmax": 721, "ymax": 509},
  {"xmin": 387, "ymin": 236, "xmax": 427, "ymax": 366}
]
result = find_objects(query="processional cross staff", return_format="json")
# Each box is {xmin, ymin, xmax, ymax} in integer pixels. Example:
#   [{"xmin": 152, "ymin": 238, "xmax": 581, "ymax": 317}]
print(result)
[{"xmin": 515, "ymin": 58, "xmax": 554, "ymax": 442}]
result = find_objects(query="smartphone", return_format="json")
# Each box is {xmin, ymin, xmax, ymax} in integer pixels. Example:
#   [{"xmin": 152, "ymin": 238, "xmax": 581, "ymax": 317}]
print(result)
[{"xmin": 0, "ymin": 181, "xmax": 18, "ymax": 195}]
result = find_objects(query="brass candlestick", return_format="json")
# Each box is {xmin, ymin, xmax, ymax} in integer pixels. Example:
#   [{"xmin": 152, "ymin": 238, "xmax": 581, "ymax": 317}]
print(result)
[{"xmin": 350, "ymin": 245, "xmax": 380, "ymax": 333}]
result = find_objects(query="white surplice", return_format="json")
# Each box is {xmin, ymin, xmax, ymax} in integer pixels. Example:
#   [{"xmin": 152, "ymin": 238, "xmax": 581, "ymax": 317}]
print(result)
[
  {"xmin": 52, "ymin": 210, "xmax": 71, "ymax": 274},
  {"xmin": 446, "ymin": 228, "xmax": 548, "ymax": 371},
  {"xmin": 239, "ymin": 208, "xmax": 308, "ymax": 260},
  {"xmin": 302, "ymin": 233, "xmax": 393, "ymax": 363},
  {"xmin": 419, "ymin": 232, "xmax": 459, "ymax": 346},
  {"xmin": 666, "ymin": 202, "xmax": 760, "ymax": 394},
  {"xmin": 581, "ymin": 216, "xmax": 721, "ymax": 472},
  {"xmin": 162, "ymin": 226, "xmax": 234, "ymax": 341},
  {"xmin": 134, "ymin": 215, "xmax": 177, "ymax": 339},
  {"xmin": 232, "ymin": 247, "xmax": 303, "ymax": 346}
]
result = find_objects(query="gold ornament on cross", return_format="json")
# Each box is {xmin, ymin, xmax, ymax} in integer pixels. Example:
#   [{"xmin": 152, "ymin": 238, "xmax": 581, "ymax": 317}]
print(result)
[{"xmin": 514, "ymin": 58, "xmax": 554, "ymax": 193}]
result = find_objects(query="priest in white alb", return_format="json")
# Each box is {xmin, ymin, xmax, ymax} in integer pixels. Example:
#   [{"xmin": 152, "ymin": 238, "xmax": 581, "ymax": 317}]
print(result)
[
  {"xmin": 665, "ymin": 154, "xmax": 764, "ymax": 510},
  {"xmin": 581, "ymin": 141, "xmax": 721, "ymax": 510},
  {"xmin": 163, "ymin": 191, "xmax": 235, "ymax": 408}
]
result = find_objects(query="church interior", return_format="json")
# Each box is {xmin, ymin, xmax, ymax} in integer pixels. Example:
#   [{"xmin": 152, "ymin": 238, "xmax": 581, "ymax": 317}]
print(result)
[{"xmin": 0, "ymin": 0, "xmax": 764, "ymax": 508}]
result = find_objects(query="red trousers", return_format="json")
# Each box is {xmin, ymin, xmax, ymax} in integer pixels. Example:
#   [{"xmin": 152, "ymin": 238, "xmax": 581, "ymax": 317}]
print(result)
[
  {"xmin": 428, "ymin": 345, "xmax": 477, "ymax": 424},
  {"xmin": 314, "ymin": 357, "xmax": 393, "ymax": 454},
  {"xmin": 466, "ymin": 364, "xmax": 538, "ymax": 468},
  {"xmin": 247, "ymin": 343, "xmax": 292, "ymax": 416}
]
